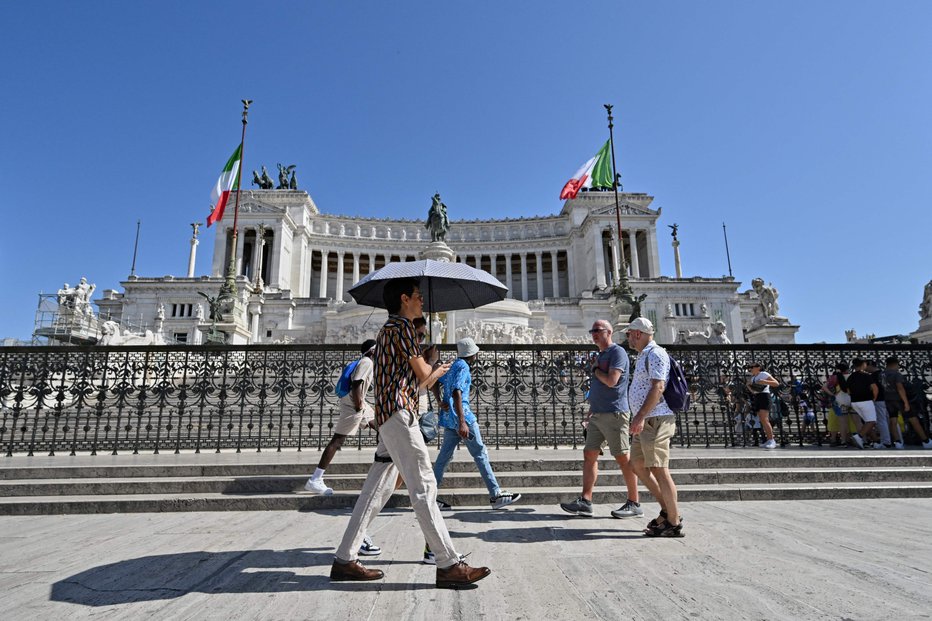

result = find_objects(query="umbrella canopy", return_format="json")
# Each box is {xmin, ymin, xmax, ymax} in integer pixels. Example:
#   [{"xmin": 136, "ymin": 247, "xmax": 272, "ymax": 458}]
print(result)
[{"xmin": 348, "ymin": 259, "xmax": 508, "ymax": 313}]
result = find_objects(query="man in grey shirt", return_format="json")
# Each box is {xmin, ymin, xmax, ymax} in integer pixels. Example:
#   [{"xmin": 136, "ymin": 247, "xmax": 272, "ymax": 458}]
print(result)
[{"xmin": 560, "ymin": 319, "xmax": 642, "ymax": 519}]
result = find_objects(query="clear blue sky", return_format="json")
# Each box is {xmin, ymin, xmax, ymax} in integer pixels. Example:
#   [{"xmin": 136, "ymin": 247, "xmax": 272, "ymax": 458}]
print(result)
[{"xmin": 2, "ymin": 1, "xmax": 930, "ymax": 343}]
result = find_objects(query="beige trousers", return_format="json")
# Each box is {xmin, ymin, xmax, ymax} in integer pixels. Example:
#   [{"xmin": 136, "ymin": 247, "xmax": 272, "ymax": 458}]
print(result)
[{"xmin": 334, "ymin": 409, "xmax": 459, "ymax": 568}]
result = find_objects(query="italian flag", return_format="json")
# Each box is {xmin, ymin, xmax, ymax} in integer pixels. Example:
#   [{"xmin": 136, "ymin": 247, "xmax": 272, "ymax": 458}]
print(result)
[
  {"xmin": 206, "ymin": 144, "xmax": 242, "ymax": 227},
  {"xmin": 559, "ymin": 140, "xmax": 614, "ymax": 200}
]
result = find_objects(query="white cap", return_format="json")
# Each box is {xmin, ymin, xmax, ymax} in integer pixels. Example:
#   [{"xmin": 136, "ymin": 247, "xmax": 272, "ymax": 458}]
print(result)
[{"xmin": 624, "ymin": 317, "xmax": 655, "ymax": 335}]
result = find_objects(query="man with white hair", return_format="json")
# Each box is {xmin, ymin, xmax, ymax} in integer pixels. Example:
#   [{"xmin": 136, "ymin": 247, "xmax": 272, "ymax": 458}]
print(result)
[
  {"xmin": 624, "ymin": 317, "xmax": 683, "ymax": 538},
  {"xmin": 560, "ymin": 319, "xmax": 642, "ymax": 519}
]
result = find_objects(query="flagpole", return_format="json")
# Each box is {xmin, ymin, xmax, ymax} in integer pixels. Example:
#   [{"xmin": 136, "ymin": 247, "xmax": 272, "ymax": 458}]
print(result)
[
  {"xmin": 129, "ymin": 219, "xmax": 141, "ymax": 277},
  {"xmin": 722, "ymin": 222, "xmax": 734, "ymax": 278},
  {"xmin": 221, "ymin": 99, "xmax": 253, "ymax": 300},
  {"xmin": 604, "ymin": 104, "xmax": 631, "ymax": 293}
]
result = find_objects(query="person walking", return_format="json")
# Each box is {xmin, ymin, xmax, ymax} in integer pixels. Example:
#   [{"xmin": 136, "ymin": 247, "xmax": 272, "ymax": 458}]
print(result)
[
  {"xmin": 424, "ymin": 337, "xmax": 521, "ymax": 564},
  {"xmin": 304, "ymin": 339, "xmax": 382, "ymax": 555},
  {"xmin": 746, "ymin": 363, "xmax": 780, "ymax": 449},
  {"xmin": 624, "ymin": 318, "xmax": 683, "ymax": 538},
  {"xmin": 560, "ymin": 319, "xmax": 642, "ymax": 519},
  {"xmin": 330, "ymin": 278, "xmax": 491, "ymax": 588}
]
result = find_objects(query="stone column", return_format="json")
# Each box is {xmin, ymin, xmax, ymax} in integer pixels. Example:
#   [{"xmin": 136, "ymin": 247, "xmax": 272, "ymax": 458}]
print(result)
[
  {"xmin": 550, "ymin": 250, "xmax": 560, "ymax": 298},
  {"xmin": 368, "ymin": 253, "xmax": 376, "ymax": 274},
  {"xmin": 593, "ymin": 229, "xmax": 607, "ymax": 289},
  {"xmin": 648, "ymin": 229, "xmax": 661, "ymax": 278},
  {"xmin": 235, "ymin": 227, "xmax": 245, "ymax": 276},
  {"xmin": 609, "ymin": 230, "xmax": 621, "ymax": 286},
  {"xmin": 673, "ymin": 240, "xmax": 682, "ymax": 278},
  {"xmin": 567, "ymin": 250, "xmax": 576, "ymax": 296},
  {"xmin": 628, "ymin": 229, "xmax": 640, "ymax": 278},
  {"xmin": 318, "ymin": 250, "xmax": 329, "ymax": 298},
  {"xmin": 520, "ymin": 253, "xmax": 529, "ymax": 301},
  {"xmin": 335, "ymin": 250, "xmax": 345, "ymax": 301},
  {"xmin": 267, "ymin": 226, "xmax": 281, "ymax": 288},
  {"xmin": 535, "ymin": 251, "xmax": 544, "ymax": 300},
  {"xmin": 352, "ymin": 252, "xmax": 360, "ymax": 286},
  {"xmin": 489, "ymin": 253, "xmax": 498, "ymax": 280},
  {"xmin": 254, "ymin": 229, "xmax": 267, "ymax": 291},
  {"xmin": 187, "ymin": 228, "xmax": 199, "ymax": 278},
  {"xmin": 250, "ymin": 230, "xmax": 261, "ymax": 281},
  {"xmin": 505, "ymin": 253, "xmax": 513, "ymax": 298}
]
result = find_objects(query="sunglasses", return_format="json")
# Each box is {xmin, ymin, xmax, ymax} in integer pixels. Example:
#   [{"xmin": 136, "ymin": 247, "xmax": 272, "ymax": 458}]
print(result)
[
  {"xmin": 588, "ymin": 328, "xmax": 607, "ymax": 334},
  {"xmin": 417, "ymin": 333, "xmax": 427, "ymax": 341}
]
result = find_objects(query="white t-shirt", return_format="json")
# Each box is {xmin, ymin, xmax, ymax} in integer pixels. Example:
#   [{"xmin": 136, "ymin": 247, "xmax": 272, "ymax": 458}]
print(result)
[
  {"xmin": 339, "ymin": 356, "xmax": 374, "ymax": 415},
  {"xmin": 752, "ymin": 371, "xmax": 773, "ymax": 394}
]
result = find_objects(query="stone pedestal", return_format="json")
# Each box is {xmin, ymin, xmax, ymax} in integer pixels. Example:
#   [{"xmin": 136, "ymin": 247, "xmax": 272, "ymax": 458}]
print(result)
[
  {"xmin": 744, "ymin": 320, "xmax": 799, "ymax": 344},
  {"xmin": 418, "ymin": 241, "xmax": 455, "ymax": 262},
  {"xmin": 911, "ymin": 318, "xmax": 932, "ymax": 343},
  {"xmin": 198, "ymin": 298, "xmax": 252, "ymax": 344}
]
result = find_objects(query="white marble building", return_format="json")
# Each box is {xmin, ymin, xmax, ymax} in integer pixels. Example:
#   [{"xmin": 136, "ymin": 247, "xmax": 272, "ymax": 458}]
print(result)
[{"xmin": 92, "ymin": 188, "xmax": 797, "ymax": 345}]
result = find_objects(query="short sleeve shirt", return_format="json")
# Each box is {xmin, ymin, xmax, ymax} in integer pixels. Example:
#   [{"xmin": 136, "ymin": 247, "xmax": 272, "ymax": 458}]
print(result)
[
  {"xmin": 373, "ymin": 315, "xmax": 421, "ymax": 427},
  {"xmin": 882, "ymin": 369, "xmax": 906, "ymax": 406},
  {"xmin": 588, "ymin": 343, "xmax": 630, "ymax": 414},
  {"xmin": 752, "ymin": 372, "xmax": 774, "ymax": 394},
  {"xmin": 629, "ymin": 341, "xmax": 674, "ymax": 418},
  {"xmin": 339, "ymin": 355, "xmax": 373, "ymax": 415},
  {"xmin": 438, "ymin": 358, "xmax": 477, "ymax": 430}
]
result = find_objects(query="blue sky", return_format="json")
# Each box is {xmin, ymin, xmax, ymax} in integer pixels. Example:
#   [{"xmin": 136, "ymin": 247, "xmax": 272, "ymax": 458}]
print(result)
[{"xmin": 2, "ymin": 1, "xmax": 930, "ymax": 343}]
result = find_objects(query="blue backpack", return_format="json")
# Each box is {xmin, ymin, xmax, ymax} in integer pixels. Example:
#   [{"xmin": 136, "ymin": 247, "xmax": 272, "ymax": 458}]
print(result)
[
  {"xmin": 334, "ymin": 359, "xmax": 360, "ymax": 398},
  {"xmin": 646, "ymin": 351, "xmax": 691, "ymax": 412}
]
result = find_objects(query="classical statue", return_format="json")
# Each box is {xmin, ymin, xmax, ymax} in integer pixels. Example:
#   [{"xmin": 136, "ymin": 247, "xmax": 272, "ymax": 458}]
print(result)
[
  {"xmin": 751, "ymin": 277, "xmax": 779, "ymax": 320},
  {"xmin": 276, "ymin": 163, "xmax": 295, "ymax": 190},
  {"xmin": 156, "ymin": 303, "xmax": 165, "ymax": 322},
  {"xmin": 920, "ymin": 280, "xmax": 932, "ymax": 320},
  {"xmin": 57, "ymin": 283, "xmax": 76, "ymax": 308},
  {"xmin": 707, "ymin": 320, "xmax": 731, "ymax": 345},
  {"xmin": 668, "ymin": 223, "xmax": 679, "ymax": 241},
  {"xmin": 425, "ymin": 193, "xmax": 450, "ymax": 242},
  {"xmin": 625, "ymin": 293, "xmax": 648, "ymax": 323},
  {"xmin": 289, "ymin": 169, "xmax": 298, "ymax": 190},
  {"xmin": 198, "ymin": 291, "xmax": 226, "ymax": 322},
  {"xmin": 252, "ymin": 168, "xmax": 273, "ymax": 190},
  {"xmin": 99, "ymin": 321, "xmax": 157, "ymax": 346}
]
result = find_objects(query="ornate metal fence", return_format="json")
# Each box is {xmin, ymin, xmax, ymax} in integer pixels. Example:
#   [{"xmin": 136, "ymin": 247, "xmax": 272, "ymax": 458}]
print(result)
[{"xmin": 1, "ymin": 344, "xmax": 930, "ymax": 456}]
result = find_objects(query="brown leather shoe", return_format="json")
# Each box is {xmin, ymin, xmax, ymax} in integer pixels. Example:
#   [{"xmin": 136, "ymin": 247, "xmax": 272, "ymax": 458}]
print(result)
[
  {"xmin": 330, "ymin": 560, "xmax": 384, "ymax": 581},
  {"xmin": 436, "ymin": 561, "xmax": 491, "ymax": 589}
]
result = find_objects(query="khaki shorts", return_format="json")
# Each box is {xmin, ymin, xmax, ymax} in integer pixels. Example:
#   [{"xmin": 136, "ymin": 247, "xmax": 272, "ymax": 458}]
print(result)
[
  {"xmin": 630, "ymin": 415, "xmax": 676, "ymax": 468},
  {"xmin": 584, "ymin": 411, "xmax": 631, "ymax": 456},
  {"xmin": 333, "ymin": 404, "xmax": 375, "ymax": 436}
]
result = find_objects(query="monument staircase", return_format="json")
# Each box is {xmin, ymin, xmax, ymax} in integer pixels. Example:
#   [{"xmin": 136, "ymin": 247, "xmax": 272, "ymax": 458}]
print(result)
[{"xmin": 1, "ymin": 447, "xmax": 931, "ymax": 515}]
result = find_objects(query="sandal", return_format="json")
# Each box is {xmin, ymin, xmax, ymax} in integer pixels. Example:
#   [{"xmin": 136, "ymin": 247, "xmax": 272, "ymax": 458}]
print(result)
[
  {"xmin": 644, "ymin": 510, "xmax": 668, "ymax": 532},
  {"xmin": 648, "ymin": 518, "xmax": 684, "ymax": 538}
]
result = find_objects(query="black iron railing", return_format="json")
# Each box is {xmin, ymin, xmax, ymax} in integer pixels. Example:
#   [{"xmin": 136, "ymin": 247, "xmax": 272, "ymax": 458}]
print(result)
[{"xmin": 1, "ymin": 344, "xmax": 930, "ymax": 456}]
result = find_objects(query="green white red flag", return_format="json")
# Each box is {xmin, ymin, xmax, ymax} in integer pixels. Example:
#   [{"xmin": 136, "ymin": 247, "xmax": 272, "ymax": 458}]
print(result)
[
  {"xmin": 206, "ymin": 144, "xmax": 242, "ymax": 226},
  {"xmin": 559, "ymin": 140, "xmax": 614, "ymax": 199}
]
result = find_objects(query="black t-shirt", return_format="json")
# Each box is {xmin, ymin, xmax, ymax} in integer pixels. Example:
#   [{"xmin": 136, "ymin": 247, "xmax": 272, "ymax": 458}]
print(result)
[
  {"xmin": 847, "ymin": 371, "xmax": 876, "ymax": 403},
  {"xmin": 882, "ymin": 369, "xmax": 907, "ymax": 404},
  {"xmin": 870, "ymin": 370, "xmax": 885, "ymax": 401}
]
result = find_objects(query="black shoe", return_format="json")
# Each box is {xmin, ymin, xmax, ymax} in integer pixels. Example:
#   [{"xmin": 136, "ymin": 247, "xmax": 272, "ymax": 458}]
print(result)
[{"xmin": 646, "ymin": 518, "xmax": 684, "ymax": 538}]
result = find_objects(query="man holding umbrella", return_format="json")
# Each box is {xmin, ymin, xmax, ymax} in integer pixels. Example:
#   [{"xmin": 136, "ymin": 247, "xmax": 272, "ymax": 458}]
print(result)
[{"xmin": 330, "ymin": 278, "xmax": 492, "ymax": 588}]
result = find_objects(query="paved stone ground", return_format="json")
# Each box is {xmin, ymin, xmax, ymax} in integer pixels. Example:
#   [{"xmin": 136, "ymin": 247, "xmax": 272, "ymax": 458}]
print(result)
[{"xmin": 2, "ymin": 498, "xmax": 930, "ymax": 620}]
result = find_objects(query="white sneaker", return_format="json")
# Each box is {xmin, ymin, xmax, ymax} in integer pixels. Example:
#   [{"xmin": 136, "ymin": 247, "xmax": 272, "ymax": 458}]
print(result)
[
  {"xmin": 922, "ymin": 439, "xmax": 932, "ymax": 450},
  {"xmin": 851, "ymin": 434, "xmax": 864, "ymax": 449},
  {"xmin": 893, "ymin": 441, "xmax": 904, "ymax": 449},
  {"xmin": 762, "ymin": 439, "xmax": 777, "ymax": 449},
  {"xmin": 304, "ymin": 478, "xmax": 333, "ymax": 495},
  {"xmin": 358, "ymin": 534, "xmax": 381, "ymax": 556},
  {"xmin": 871, "ymin": 442, "xmax": 884, "ymax": 450},
  {"xmin": 491, "ymin": 492, "xmax": 522, "ymax": 510}
]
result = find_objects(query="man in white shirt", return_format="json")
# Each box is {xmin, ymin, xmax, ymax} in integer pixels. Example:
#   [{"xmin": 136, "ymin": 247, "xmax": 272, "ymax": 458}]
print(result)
[{"xmin": 625, "ymin": 318, "xmax": 683, "ymax": 538}]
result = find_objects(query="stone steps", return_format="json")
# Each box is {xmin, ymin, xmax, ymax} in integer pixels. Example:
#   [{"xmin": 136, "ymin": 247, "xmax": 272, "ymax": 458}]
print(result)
[
  {"xmin": 1, "ymin": 467, "xmax": 931, "ymax": 497},
  {"xmin": 0, "ymin": 449, "xmax": 930, "ymax": 514}
]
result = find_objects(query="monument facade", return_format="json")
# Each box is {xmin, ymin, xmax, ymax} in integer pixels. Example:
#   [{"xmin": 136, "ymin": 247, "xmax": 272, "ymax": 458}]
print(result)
[{"xmin": 84, "ymin": 187, "xmax": 796, "ymax": 345}]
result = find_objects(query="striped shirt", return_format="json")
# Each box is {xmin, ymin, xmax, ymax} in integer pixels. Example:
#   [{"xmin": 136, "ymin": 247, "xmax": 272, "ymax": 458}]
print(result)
[{"xmin": 373, "ymin": 315, "xmax": 421, "ymax": 427}]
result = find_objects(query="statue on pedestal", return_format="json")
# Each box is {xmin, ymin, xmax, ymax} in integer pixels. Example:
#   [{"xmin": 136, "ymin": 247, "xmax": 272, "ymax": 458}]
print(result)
[
  {"xmin": 426, "ymin": 193, "xmax": 450, "ymax": 242},
  {"xmin": 58, "ymin": 277, "xmax": 96, "ymax": 315},
  {"xmin": 251, "ymin": 166, "xmax": 275, "ymax": 189},
  {"xmin": 276, "ymin": 163, "xmax": 295, "ymax": 189},
  {"xmin": 920, "ymin": 281, "xmax": 932, "ymax": 320}
]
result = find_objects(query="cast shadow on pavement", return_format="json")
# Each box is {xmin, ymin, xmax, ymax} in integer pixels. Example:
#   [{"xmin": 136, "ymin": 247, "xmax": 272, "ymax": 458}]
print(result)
[{"xmin": 49, "ymin": 547, "xmax": 433, "ymax": 606}]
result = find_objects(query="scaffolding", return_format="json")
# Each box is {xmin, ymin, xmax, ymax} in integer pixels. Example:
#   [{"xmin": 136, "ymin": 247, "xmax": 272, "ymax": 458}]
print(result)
[{"xmin": 31, "ymin": 294, "xmax": 171, "ymax": 346}]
